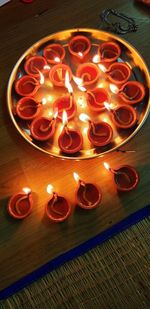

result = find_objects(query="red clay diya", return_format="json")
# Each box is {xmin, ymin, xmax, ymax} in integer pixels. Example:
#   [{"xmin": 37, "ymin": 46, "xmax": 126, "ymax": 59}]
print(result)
[
  {"xmin": 24, "ymin": 56, "xmax": 48, "ymax": 77},
  {"xmin": 53, "ymin": 95, "xmax": 76, "ymax": 120},
  {"xmin": 16, "ymin": 97, "xmax": 41, "ymax": 120},
  {"xmin": 8, "ymin": 187, "xmax": 33, "ymax": 219},
  {"xmin": 86, "ymin": 88, "xmax": 110, "ymax": 112},
  {"xmin": 46, "ymin": 185, "xmax": 71, "ymax": 222},
  {"xmin": 30, "ymin": 112, "xmax": 57, "ymax": 141},
  {"xmin": 73, "ymin": 172, "xmax": 102, "ymax": 209},
  {"xmin": 119, "ymin": 81, "xmax": 145, "ymax": 104},
  {"xmin": 68, "ymin": 35, "xmax": 91, "ymax": 60},
  {"xmin": 99, "ymin": 41, "xmax": 121, "ymax": 62},
  {"xmin": 58, "ymin": 126, "xmax": 83, "ymax": 154},
  {"xmin": 15, "ymin": 75, "xmax": 39, "ymax": 97},
  {"xmin": 76, "ymin": 63, "xmax": 100, "ymax": 87},
  {"xmin": 111, "ymin": 105, "xmax": 137, "ymax": 129},
  {"xmin": 106, "ymin": 62, "xmax": 131, "ymax": 85},
  {"xmin": 88, "ymin": 121, "xmax": 113, "ymax": 147},
  {"xmin": 49, "ymin": 64, "xmax": 72, "ymax": 87},
  {"xmin": 43, "ymin": 44, "xmax": 65, "ymax": 64},
  {"xmin": 104, "ymin": 163, "xmax": 139, "ymax": 191}
]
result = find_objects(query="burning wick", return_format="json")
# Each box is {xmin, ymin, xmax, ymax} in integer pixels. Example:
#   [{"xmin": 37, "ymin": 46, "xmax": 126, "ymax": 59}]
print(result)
[
  {"xmin": 79, "ymin": 113, "xmax": 107, "ymax": 137},
  {"xmin": 78, "ymin": 52, "xmax": 83, "ymax": 58},
  {"xmin": 47, "ymin": 185, "xmax": 63, "ymax": 216},
  {"xmin": 61, "ymin": 110, "xmax": 73, "ymax": 149},
  {"xmin": 15, "ymin": 187, "xmax": 31, "ymax": 215},
  {"xmin": 104, "ymin": 162, "xmax": 131, "ymax": 184},
  {"xmin": 39, "ymin": 110, "xmax": 58, "ymax": 132},
  {"xmin": 64, "ymin": 71, "xmax": 73, "ymax": 110},
  {"xmin": 110, "ymin": 84, "xmax": 140, "ymax": 101},
  {"xmin": 73, "ymin": 172, "xmax": 92, "ymax": 206}
]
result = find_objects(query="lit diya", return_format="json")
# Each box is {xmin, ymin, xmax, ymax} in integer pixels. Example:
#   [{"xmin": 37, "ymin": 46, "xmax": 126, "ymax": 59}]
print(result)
[
  {"xmin": 79, "ymin": 113, "xmax": 113, "ymax": 147},
  {"xmin": 8, "ymin": 187, "xmax": 33, "ymax": 219},
  {"xmin": 98, "ymin": 62, "xmax": 131, "ymax": 85},
  {"xmin": 58, "ymin": 111, "xmax": 83, "ymax": 154},
  {"xmin": 53, "ymin": 71, "xmax": 76, "ymax": 120},
  {"xmin": 73, "ymin": 172, "xmax": 102, "ymax": 209},
  {"xmin": 46, "ymin": 184, "xmax": 71, "ymax": 222},
  {"xmin": 104, "ymin": 103, "xmax": 137, "ymax": 129},
  {"xmin": 24, "ymin": 56, "xmax": 48, "ymax": 78},
  {"xmin": 110, "ymin": 81, "xmax": 145, "ymax": 104},
  {"xmin": 43, "ymin": 43, "xmax": 65, "ymax": 64},
  {"xmin": 68, "ymin": 35, "xmax": 91, "ymax": 60},
  {"xmin": 98, "ymin": 41, "xmax": 121, "ymax": 62},
  {"xmin": 30, "ymin": 110, "xmax": 58, "ymax": 141},
  {"xmin": 104, "ymin": 162, "xmax": 139, "ymax": 191},
  {"xmin": 86, "ymin": 87, "xmax": 110, "ymax": 112},
  {"xmin": 15, "ymin": 97, "xmax": 41, "ymax": 120},
  {"xmin": 76, "ymin": 63, "xmax": 100, "ymax": 87},
  {"xmin": 15, "ymin": 75, "xmax": 40, "ymax": 97},
  {"xmin": 49, "ymin": 64, "xmax": 72, "ymax": 87}
]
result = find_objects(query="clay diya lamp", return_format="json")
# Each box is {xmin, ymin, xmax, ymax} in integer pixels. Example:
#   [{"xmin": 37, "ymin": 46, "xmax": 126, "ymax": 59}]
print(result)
[
  {"xmin": 58, "ymin": 110, "xmax": 83, "ymax": 154},
  {"xmin": 104, "ymin": 103, "xmax": 137, "ymax": 129},
  {"xmin": 43, "ymin": 43, "xmax": 65, "ymax": 64},
  {"xmin": 15, "ymin": 75, "xmax": 39, "ymax": 97},
  {"xmin": 46, "ymin": 184, "xmax": 71, "ymax": 222},
  {"xmin": 24, "ymin": 56, "xmax": 48, "ymax": 78},
  {"xmin": 68, "ymin": 35, "xmax": 91, "ymax": 61},
  {"xmin": 86, "ymin": 88, "xmax": 110, "ymax": 112},
  {"xmin": 49, "ymin": 64, "xmax": 72, "ymax": 87},
  {"xmin": 98, "ymin": 62, "xmax": 131, "ymax": 85},
  {"xmin": 15, "ymin": 97, "xmax": 41, "ymax": 120},
  {"xmin": 30, "ymin": 110, "xmax": 58, "ymax": 141},
  {"xmin": 53, "ymin": 95, "xmax": 76, "ymax": 120},
  {"xmin": 109, "ymin": 81, "xmax": 145, "ymax": 104},
  {"xmin": 76, "ymin": 63, "xmax": 100, "ymax": 87},
  {"xmin": 73, "ymin": 172, "xmax": 102, "ymax": 209},
  {"xmin": 104, "ymin": 162, "xmax": 139, "ymax": 192},
  {"xmin": 98, "ymin": 41, "xmax": 121, "ymax": 63},
  {"xmin": 8, "ymin": 187, "xmax": 33, "ymax": 219},
  {"xmin": 79, "ymin": 113, "xmax": 113, "ymax": 147}
]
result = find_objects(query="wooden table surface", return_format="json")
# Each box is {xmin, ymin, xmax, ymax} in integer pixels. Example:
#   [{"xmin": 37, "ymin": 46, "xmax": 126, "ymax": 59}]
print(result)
[{"xmin": 0, "ymin": 0, "xmax": 150, "ymax": 292}]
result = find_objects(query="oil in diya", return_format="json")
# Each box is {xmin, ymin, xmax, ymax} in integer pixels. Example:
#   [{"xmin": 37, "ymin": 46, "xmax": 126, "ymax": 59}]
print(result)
[
  {"xmin": 76, "ymin": 63, "xmax": 100, "ymax": 87},
  {"xmin": 109, "ymin": 81, "xmax": 145, "ymax": 104},
  {"xmin": 8, "ymin": 187, "xmax": 33, "ymax": 219},
  {"xmin": 58, "ymin": 111, "xmax": 83, "ymax": 154},
  {"xmin": 24, "ymin": 56, "xmax": 48, "ymax": 78},
  {"xmin": 43, "ymin": 43, "xmax": 65, "ymax": 64},
  {"xmin": 49, "ymin": 63, "xmax": 72, "ymax": 87},
  {"xmin": 97, "ymin": 41, "xmax": 121, "ymax": 63},
  {"xmin": 73, "ymin": 172, "xmax": 102, "ymax": 209},
  {"xmin": 104, "ymin": 162, "xmax": 139, "ymax": 191},
  {"xmin": 46, "ymin": 184, "xmax": 71, "ymax": 222},
  {"xmin": 15, "ymin": 75, "xmax": 40, "ymax": 97},
  {"xmin": 104, "ymin": 103, "xmax": 137, "ymax": 129},
  {"xmin": 53, "ymin": 71, "xmax": 76, "ymax": 120},
  {"xmin": 79, "ymin": 113, "xmax": 113, "ymax": 147},
  {"xmin": 30, "ymin": 110, "xmax": 58, "ymax": 141}
]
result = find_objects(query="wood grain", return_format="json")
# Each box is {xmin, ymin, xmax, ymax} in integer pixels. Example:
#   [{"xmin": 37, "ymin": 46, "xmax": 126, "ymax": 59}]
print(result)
[{"xmin": 0, "ymin": 0, "xmax": 150, "ymax": 291}]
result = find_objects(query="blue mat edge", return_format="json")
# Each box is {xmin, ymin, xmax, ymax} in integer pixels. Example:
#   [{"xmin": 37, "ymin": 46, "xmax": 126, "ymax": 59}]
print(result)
[{"xmin": 0, "ymin": 205, "xmax": 149, "ymax": 300}]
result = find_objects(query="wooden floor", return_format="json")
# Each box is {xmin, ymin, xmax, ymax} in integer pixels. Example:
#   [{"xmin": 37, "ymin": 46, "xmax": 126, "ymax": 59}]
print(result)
[{"xmin": 0, "ymin": 0, "xmax": 150, "ymax": 292}]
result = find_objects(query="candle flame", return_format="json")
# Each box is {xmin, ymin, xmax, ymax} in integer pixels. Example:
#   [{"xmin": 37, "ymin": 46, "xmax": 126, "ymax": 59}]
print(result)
[
  {"xmin": 43, "ymin": 65, "xmax": 51, "ymax": 70},
  {"xmin": 53, "ymin": 109, "xmax": 58, "ymax": 119},
  {"xmin": 79, "ymin": 113, "xmax": 90, "ymax": 123},
  {"xmin": 109, "ymin": 83, "xmax": 119, "ymax": 94},
  {"xmin": 47, "ymin": 184, "xmax": 53, "ymax": 195},
  {"xmin": 78, "ymin": 52, "xmax": 83, "ymax": 58},
  {"xmin": 54, "ymin": 57, "xmax": 60, "ymax": 63},
  {"xmin": 73, "ymin": 172, "xmax": 80, "ymax": 183},
  {"xmin": 65, "ymin": 71, "xmax": 73, "ymax": 94},
  {"xmin": 23, "ymin": 187, "xmax": 31, "ymax": 194},
  {"xmin": 39, "ymin": 71, "xmax": 45, "ymax": 85},
  {"xmin": 41, "ymin": 97, "xmax": 47, "ymax": 105},
  {"xmin": 92, "ymin": 54, "xmax": 100, "ymax": 63},
  {"xmin": 79, "ymin": 85, "xmax": 86, "ymax": 92},
  {"xmin": 62, "ymin": 110, "xmax": 68, "ymax": 126},
  {"xmin": 98, "ymin": 64, "xmax": 107, "ymax": 73},
  {"xmin": 104, "ymin": 102, "xmax": 111, "ymax": 111},
  {"xmin": 73, "ymin": 76, "xmax": 83, "ymax": 86},
  {"xmin": 104, "ymin": 162, "xmax": 110, "ymax": 171}
]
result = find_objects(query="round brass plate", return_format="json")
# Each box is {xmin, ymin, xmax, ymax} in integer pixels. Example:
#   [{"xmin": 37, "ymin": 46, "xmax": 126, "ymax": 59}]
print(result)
[{"xmin": 7, "ymin": 28, "xmax": 150, "ymax": 160}]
